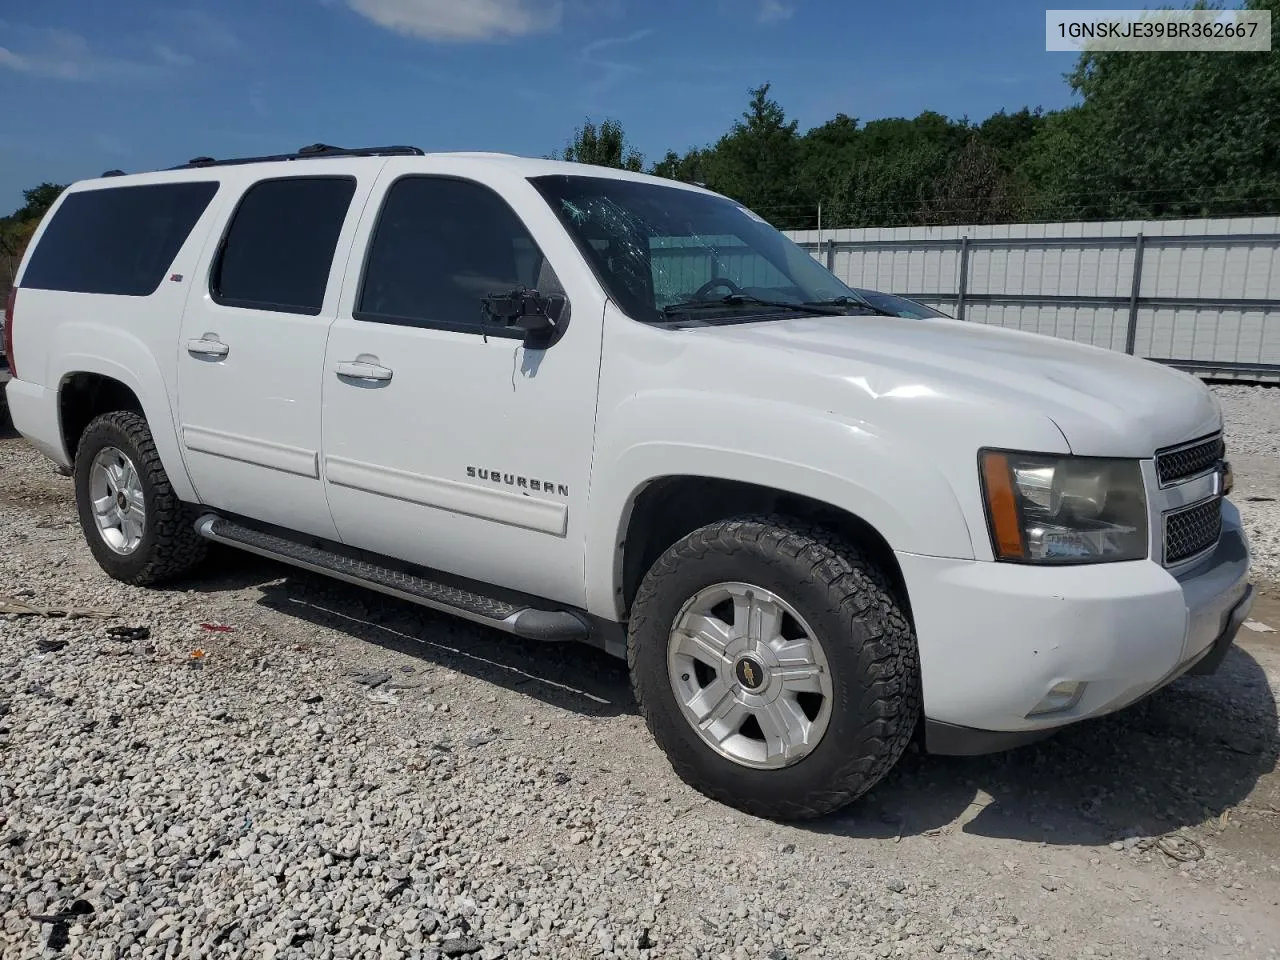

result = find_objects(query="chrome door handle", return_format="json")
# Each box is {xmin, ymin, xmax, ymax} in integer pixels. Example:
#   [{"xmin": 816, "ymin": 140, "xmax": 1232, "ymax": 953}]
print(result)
[
  {"xmin": 336, "ymin": 360, "xmax": 393, "ymax": 382},
  {"xmin": 186, "ymin": 337, "xmax": 229, "ymax": 358}
]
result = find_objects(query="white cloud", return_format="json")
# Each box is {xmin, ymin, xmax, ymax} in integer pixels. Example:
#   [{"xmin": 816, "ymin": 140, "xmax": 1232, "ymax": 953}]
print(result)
[
  {"xmin": 578, "ymin": 27, "xmax": 653, "ymax": 96},
  {"xmin": 345, "ymin": 0, "xmax": 563, "ymax": 41},
  {"xmin": 756, "ymin": 0, "xmax": 793, "ymax": 24},
  {"xmin": 579, "ymin": 28, "xmax": 653, "ymax": 61},
  {"xmin": 0, "ymin": 29, "xmax": 157, "ymax": 81},
  {"xmin": 153, "ymin": 44, "xmax": 195, "ymax": 67}
]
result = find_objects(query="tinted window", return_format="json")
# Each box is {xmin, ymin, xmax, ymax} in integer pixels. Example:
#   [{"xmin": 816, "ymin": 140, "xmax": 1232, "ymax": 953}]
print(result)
[
  {"xmin": 21, "ymin": 182, "xmax": 218, "ymax": 296},
  {"xmin": 357, "ymin": 176, "xmax": 552, "ymax": 332},
  {"xmin": 212, "ymin": 177, "xmax": 356, "ymax": 315}
]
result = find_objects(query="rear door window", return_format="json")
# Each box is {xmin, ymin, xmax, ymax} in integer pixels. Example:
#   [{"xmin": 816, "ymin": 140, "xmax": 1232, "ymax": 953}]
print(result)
[
  {"xmin": 211, "ymin": 176, "xmax": 357, "ymax": 316},
  {"xmin": 20, "ymin": 181, "xmax": 219, "ymax": 296}
]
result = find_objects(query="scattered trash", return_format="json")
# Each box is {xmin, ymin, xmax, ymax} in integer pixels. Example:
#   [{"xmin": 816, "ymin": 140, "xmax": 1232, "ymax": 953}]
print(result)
[
  {"xmin": 29, "ymin": 898, "xmax": 94, "ymax": 950},
  {"xmin": 367, "ymin": 689, "xmax": 400, "ymax": 705},
  {"xmin": 1156, "ymin": 834, "xmax": 1204, "ymax": 862},
  {"xmin": 106, "ymin": 625, "xmax": 150, "ymax": 642},
  {"xmin": 350, "ymin": 671, "xmax": 391, "ymax": 688},
  {"xmin": 190, "ymin": 649, "xmax": 206, "ymax": 659},
  {"xmin": 1, "ymin": 598, "xmax": 112, "ymax": 619},
  {"xmin": 955, "ymin": 788, "xmax": 997, "ymax": 828},
  {"xmin": 200, "ymin": 623, "xmax": 235, "ymax": 633},
  {"xmin": 35, "ymin": 638, "xmax": 68, "ymax": 653},
  {"xmin": 1242, "ymin": 619, "xmax": 1275, "ymax": 633},
  {"xmin": 301, "ymin": 693, "xmax": 323, "ymax": 704}
]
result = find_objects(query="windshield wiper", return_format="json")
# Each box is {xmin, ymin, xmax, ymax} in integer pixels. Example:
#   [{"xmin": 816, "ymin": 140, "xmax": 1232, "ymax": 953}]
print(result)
[
  {"xmin": 801, "ymin": 295, "xmax": 899, "ymax": 318},
  {"xmin": 662, "ymin": 294, "xmax": 845, "ymax": 317}
]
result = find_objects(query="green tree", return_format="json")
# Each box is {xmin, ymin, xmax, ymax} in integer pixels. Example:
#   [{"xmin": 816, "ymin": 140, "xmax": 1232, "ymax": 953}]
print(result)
[
  {"xmin": 1039, "ymin": 0, "xmax": 1280, "ymax": 220},
  {"xmin": 2, "ymin": 181, "xmax": 68, "ymax": 291},
  {"xmin": 649, "ymin": 148, "xmax": 708, "ymax": 184},
  {"xmin": 14, "ymin": 182, "xmax": 66, "ymax": 222},
  {"xmin": 922, "ymin": 135, "xmax": 1020, "ymax": 225},
  {"xmin": 796, "ymin": 112, "xmax": 860, "ymax": 218},
  {"xmin": 557, "ymin": 118, "xmax": 644, "ymax": 171},
  {"xmin": 700, "ymin": 83, "xmax": 804, "ymax": 224}
]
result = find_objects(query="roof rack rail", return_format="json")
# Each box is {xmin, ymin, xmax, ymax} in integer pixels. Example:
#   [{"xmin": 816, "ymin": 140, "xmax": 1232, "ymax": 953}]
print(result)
[{"xmin": 171, "ymin": 143, "xmax": 425, "ymax": 170}]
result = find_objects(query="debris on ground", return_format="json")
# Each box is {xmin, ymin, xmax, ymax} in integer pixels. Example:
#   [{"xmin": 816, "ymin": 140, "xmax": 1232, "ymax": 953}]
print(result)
[{"xmin": 1, "ymin": 598, "xmax": 112, "ymax": 619}]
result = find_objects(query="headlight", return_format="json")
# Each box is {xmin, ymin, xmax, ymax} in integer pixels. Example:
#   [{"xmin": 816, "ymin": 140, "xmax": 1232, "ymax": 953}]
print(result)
[{"xmin": 979, "ymin": 450, "xmax": 1148, "ymax": 563}]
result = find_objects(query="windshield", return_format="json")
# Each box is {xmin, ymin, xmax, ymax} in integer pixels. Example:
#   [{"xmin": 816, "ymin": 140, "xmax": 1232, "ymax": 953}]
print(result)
[
  {"xmin": 529, "ymin": 174, "xmax": 861, "ymax": 324},
  {"xmin": 851, "ymin": 288, "xmax": 949, "ymax": 319}
]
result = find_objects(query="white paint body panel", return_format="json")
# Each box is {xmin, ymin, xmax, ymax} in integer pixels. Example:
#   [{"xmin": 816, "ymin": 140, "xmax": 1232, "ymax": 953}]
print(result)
[
  {"xmin": 5, "ymin": 152, "xmax": 1252, "ymax": 736},
  {"xmin": 174, "ymin": 160, "xmax": 381, "ymax": 540},
  {"xmin": 318, "ymin": 158, "xmax": 607, "ymax": 605}
]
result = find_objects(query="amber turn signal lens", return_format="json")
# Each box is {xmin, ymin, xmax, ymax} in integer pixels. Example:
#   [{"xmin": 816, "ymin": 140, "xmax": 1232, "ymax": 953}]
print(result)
[{"xmin": 981, "ymin": 452, "xmax": 1026, "ymax": 559}]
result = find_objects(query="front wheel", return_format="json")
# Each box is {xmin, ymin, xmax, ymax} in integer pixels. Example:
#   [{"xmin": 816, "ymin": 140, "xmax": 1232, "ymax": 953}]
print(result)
[
  {"xmin": 627, "ymin": 516, "xmax": 920, "ymax": 820},
  {"xmin": 74, "ymin": 411, "xmax": 208, "ymax": 586}
]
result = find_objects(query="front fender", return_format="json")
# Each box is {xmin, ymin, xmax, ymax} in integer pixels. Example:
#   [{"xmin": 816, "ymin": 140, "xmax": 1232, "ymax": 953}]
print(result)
[
  {"xmin": 584, "ymin": 393, "xmax": 977, "ymax": 619},
  {"xmin": 51, "ymin": 324, "xmax": 196, "ymax": 503}
]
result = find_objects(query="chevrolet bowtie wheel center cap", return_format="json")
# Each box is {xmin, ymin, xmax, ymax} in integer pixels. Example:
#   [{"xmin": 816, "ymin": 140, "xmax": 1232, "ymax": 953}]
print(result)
[{"xmin": 734, "ymin": 655, "xmax": 767, "ymax": 691}]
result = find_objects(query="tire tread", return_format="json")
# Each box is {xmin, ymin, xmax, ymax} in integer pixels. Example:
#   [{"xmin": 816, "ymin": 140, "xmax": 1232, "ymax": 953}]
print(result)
[
  {"xmin": 627, "ymin": 514, "xmax": 920, "ymax": 820},
  {"xmin": 75, "ymin": 410, "xmax": 207, "ymax": 586}
]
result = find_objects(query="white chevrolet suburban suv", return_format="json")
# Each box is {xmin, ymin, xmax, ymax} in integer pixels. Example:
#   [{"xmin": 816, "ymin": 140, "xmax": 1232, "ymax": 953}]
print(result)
[{"xmin": 3, "ymin": 144, "xmax": 1254, "ymax": 820}]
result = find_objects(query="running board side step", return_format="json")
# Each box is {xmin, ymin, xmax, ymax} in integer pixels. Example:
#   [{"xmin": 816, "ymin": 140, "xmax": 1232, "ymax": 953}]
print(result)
[{"xmin": 194, "ymin": 514, "xmax": 591, "ymax": 642}]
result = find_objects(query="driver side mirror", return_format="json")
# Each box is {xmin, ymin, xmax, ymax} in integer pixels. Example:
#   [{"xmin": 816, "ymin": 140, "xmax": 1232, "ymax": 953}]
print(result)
[{"xmin": 482, "ymin": 287, "xmax": 565, "ymax": 346}]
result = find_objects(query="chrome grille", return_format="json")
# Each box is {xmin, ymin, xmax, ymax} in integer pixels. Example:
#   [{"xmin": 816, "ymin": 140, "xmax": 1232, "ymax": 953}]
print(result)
[
  {"xmin": 1164, "ymin": 498, "xmax": 1223, "ymax": 564},
  {"xmin": 1155, "ymin": 433, "xmax": 1224, "ymax": 486}
]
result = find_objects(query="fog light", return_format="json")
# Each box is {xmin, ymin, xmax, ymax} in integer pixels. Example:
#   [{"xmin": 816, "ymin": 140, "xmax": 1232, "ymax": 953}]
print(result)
[{"xmin": 1026, "ymin": 681, "xmax": 1087, "ymax": 717}]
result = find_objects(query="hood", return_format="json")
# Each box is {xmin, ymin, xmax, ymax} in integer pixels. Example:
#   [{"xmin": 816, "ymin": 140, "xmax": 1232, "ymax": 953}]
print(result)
[{"xmin": 694, "ymin": 314, "xmax": 1221, "ymax": 457}]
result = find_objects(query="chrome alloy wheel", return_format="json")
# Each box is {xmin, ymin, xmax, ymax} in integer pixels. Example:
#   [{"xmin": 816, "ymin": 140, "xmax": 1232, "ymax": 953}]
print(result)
[
  {"xmin": 88, "ymin": 446, "xmax": 146, "ymax": 555},
  {"xmin": 667, "ymin": 582, "xmax": 834, "ymax": 769}
]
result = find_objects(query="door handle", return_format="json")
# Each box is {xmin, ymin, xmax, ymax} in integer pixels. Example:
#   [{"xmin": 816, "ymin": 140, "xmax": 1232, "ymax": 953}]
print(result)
[
  {"xmin": 186, "ymin": 337, "xmax": 229, "ymax": 359},
  {"xmin": 335, "ymin": 360, "xmax": 393, "ymax": 382}
]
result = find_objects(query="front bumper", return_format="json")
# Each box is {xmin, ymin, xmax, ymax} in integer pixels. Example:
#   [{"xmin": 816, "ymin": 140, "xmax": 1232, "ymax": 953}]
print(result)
[
  {"xmin": 897, "ymin": 500, "xmax": 1251, "ymax": 749},
  {"xmin": 923, "ymin": 581, "xmax": 1253, "ymax": 755}
]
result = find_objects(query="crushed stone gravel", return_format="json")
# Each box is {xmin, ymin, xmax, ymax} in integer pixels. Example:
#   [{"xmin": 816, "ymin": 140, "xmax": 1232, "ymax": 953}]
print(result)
[
  {"xmin": 1, "ymin": 385, "xmax": 1280, "ymax": 959},
  {"xmin": 1214, "ymin": 384, "xmax": 1280, "ymax": 580}
]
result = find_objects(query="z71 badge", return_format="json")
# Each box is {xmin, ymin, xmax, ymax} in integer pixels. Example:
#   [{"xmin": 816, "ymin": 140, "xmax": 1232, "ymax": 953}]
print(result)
[{"xmin": 466, "ymin": 466, "xmax": 568, "ymax": 497}]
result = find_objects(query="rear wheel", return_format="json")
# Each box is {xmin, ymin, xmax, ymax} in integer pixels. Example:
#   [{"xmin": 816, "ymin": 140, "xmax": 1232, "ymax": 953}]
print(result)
[
  {"xmin": 628, "ymin": 515, "xmax": 920, "ymax": 820},
  {"xmin": 74, "ymin": 411, "xmax": 208, "ymax": 585}
]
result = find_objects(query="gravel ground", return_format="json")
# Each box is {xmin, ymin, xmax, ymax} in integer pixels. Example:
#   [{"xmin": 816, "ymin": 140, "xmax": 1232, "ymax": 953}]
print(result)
[
  {"xmin": 2, "ymin": 389, "xmax": 1280, "ymax": 960},
  {"xmin": 1215, "ymin": 384, "xmax": 1280, "ymax": 580}
]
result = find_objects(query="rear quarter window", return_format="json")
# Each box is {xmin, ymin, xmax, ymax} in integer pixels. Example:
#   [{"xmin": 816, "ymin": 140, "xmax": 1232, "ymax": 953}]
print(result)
[{"xmin": 20, "ymin": 181, "xmax": 219, "ymax": 296}]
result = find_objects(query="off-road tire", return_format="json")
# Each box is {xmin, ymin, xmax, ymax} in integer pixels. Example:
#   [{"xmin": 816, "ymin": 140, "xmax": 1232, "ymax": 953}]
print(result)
[
  {"xmin": 628, "ymin": 515, "xmax": 920, "ymax": 821},
  {"xmin": 74, "ymin": 411, "xmax": 208, "ymax": 586}
]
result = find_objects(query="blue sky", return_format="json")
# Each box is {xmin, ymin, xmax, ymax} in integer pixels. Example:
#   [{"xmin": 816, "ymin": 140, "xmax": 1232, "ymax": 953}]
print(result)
[{"xmin": 1, "ymin": 0, "xmax": 1097, "ymax": 211}]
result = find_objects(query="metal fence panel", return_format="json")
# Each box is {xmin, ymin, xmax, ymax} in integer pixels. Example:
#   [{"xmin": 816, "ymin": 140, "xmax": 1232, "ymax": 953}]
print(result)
[{"xmin": 787, "ymin": 216, "xmax": 1280, "ymax": 380}]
